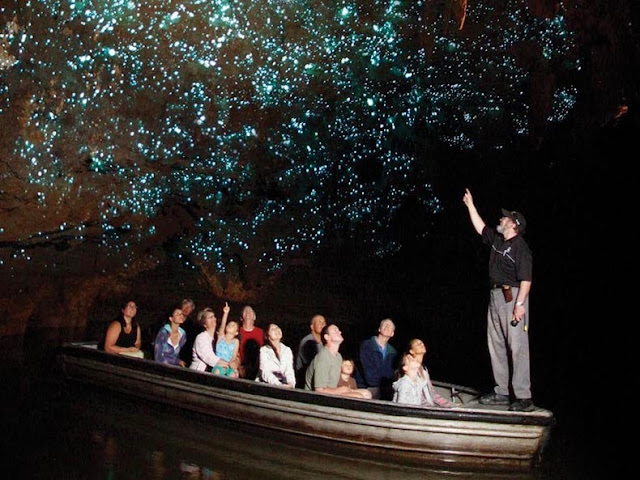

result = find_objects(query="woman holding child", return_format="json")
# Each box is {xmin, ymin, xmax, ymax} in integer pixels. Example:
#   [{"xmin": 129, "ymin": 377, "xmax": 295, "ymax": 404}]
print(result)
[
  {"xmin": 257, "ymin": 323, "xmax": 296, "ymax": 387},
  {"xmin": 190, "ymin": 303, "xmax": 232, "ymax": 373}
]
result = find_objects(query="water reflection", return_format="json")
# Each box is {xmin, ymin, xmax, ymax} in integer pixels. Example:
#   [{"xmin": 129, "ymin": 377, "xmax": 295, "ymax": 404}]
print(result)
[{"xmin": 41, "ymin": 384, "xmax": 538, "ymax": 480}]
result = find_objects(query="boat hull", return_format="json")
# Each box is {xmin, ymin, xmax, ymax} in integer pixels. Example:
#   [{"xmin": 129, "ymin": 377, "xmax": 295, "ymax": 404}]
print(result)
[{"xmin": 58, "ymin": 343, "xmax": 554, "ymax": 472}]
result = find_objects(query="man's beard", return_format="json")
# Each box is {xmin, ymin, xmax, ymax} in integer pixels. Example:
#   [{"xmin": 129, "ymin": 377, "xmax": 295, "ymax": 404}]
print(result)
[{"xmin": 496, "ymin": 224, "xmax": 505, "ymax": 234}]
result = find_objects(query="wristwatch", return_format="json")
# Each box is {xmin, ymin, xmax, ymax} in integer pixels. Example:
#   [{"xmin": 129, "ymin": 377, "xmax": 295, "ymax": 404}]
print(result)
[{"xmin": 515, "ymin": 301, "xmax": 524, "ymax": 306}]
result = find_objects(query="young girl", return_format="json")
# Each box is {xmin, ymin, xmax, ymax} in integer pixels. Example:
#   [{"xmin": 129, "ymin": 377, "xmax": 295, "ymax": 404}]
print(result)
[
  {"xmin": 393, "ymin": 350, "xmax": 452, "ymax": 408},
  {"xmin": 190, "ymin": 302, "xmax": 232, "ymax": 373},
  {"xmin": 213, "ymin": 313, "xmax": 240, "ymax": 378}
]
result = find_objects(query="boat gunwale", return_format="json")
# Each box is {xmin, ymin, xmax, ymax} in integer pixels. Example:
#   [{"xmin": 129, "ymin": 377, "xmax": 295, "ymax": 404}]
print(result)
[{"xmin": 58, "ymin": 342, "xmax": 555, "ymax": 428}]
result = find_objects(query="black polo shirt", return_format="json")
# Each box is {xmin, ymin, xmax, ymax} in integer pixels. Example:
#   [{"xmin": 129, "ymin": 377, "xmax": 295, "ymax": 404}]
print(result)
[{"xmin": 482, "ymin": 226, "xmax": 532, "ymax": 287}]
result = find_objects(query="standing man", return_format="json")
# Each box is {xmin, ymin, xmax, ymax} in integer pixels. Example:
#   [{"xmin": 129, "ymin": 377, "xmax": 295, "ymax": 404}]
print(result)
[
  {"xmin": 463, "ymin": 188, "xmax": 534, "ymax": 412},
  {"xmin": 305, "ymin": 324, "xmax": 372, "ymax": 399},
  {"xmin": 295, "ymin": 314, "xmax": 327, "ymax": 387},
  {"xmin": 358, "ymin": 318, "xmax": 398, "ymax": 400}
]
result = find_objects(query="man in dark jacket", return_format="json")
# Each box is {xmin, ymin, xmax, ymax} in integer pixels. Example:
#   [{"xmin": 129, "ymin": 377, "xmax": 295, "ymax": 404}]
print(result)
[{"xmin": 358, "ymin": 318, "xmax": 397, "ymax": 399}]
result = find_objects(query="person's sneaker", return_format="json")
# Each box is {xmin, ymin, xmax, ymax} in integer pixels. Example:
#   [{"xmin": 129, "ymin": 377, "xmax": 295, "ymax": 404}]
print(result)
[
  {"xmin": 479, "ymin": 392, "xmax": 510, "ymax": 405},
  {"xmin": 509, "ymin": 398, "xmax": 535, "ymax": 412}
]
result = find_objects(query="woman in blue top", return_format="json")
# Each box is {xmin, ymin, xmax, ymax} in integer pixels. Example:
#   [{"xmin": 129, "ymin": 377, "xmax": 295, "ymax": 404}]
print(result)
[{"xmin": 154, "ymin": 306, "xmax": 187, "ymax": 366}]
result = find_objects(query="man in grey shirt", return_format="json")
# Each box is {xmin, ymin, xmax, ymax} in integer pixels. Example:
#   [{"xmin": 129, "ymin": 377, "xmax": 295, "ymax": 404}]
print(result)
[{"xmin": 305, "ymin": 324, "xmax": 371, "ymax": 399}]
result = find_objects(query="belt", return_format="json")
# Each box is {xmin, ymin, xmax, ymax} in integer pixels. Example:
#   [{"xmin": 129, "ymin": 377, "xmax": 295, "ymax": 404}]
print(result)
[{"xmin": 491, "ymin": 284, "xmax": 517, "ymax": 289}]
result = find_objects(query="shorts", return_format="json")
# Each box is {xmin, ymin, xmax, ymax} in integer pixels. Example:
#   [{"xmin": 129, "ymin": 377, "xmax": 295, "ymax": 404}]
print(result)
[{"xmin": 212, "ymin": 365, "xmax": 237, "ymax": 377}]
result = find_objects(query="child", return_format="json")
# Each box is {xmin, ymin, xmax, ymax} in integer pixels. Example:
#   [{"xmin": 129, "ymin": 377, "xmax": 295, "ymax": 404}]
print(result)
[
  {"xmin": 190, "ymin": 303, "xmax": 232, "ymax": 372},
  {"xmin": 392, "ymin": 353, "xmax": 452, "ymax": 408},
  {"xmin": 407, "ymin": 338, "xmax": 452, "ymax": 407},
  {"xmin": 213, "ymin": 315, "xmax": 240, "ymax": 378},
  {"xmin": 337, "ymin": 358, "xmax": 358, "ymax": 390}
]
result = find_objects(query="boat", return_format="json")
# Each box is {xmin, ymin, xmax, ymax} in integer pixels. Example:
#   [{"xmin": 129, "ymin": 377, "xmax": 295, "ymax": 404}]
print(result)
[{"xmin": 58, "ymin": 342, "xmax": 554, "ymax": 472}]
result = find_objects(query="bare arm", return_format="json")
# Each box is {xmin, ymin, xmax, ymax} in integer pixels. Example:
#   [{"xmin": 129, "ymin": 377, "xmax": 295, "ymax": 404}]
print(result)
[
  {"xmin": 315, "ymin": 385, "xmax": 355, "ymax": 395},
  {"xmin": 104, "ymin": 322, "xmax": 140, "ymax": 354},
  {"xmin": 462, "ymin": 188, "xmax": 486, "ymax": 235},
  {"xmin": 315, "ymin": 385, "xmax": 371, "ymax": 399},
  {"xmin": 134, "ymin": 325, "xmax": 141, "ymax": 350},
  {"xmin": 104, "ymin": 321, "xmax": 122, "ymax": 354},
  {"xmin": 217, "ymin": 307, "xmax": 229, "ymax": 339},
  {"xmin": 230, "ymin": 339, "xmax": 240, "ymax": 368},
  {"xmin": 513, "ymin": 280, "xmax": 532, "ymax": 321}
]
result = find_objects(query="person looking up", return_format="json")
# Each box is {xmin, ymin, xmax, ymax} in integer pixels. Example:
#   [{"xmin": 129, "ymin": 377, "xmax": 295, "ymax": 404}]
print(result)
[
  {"xmin": 190, "ymin": 303, "xmax": 231, "ymax": 373},
  {"xmin": 404, "ymin": 339, "xmax": 452, "ymax": 407},
  {"xmin": 358, "ymin": 318, "xmax": 398, "ymax": 399},
  {"xmin": 305, "ymin": 324, "xmax": 372, "ymax": 399},
  {"xmin": 154, "ymin": 306, "xmax": 187, "ymax": 366},
  {"xmin": 295, "ymin": 314, "xmax": 327, "ymax": 387},
  {"xmin": 103, "ymin": 300, "xmax": 143, "ymax": 358},
  {"xmin": 213, "ymin": 313, "xmax": 240, "ymax": 378},
  {"xmin": 178, "ymin": 298, "xmax": 197, "ymax": 366},
  {"xmin": 257, "ymin": 323, "xmax": 296, "ymax": 387},
  {"xmin": 463, "ymin": 188, "xmax": 534, "ymax": 412},
  {"xmin": 238, "ymin": 305, "xmax": 264, "ymax": 379}
]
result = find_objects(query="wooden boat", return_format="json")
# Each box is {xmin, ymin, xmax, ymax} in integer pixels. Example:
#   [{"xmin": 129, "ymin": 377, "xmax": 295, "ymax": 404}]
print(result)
[{"xmin": 58, "ymin": 342, "xmax": 554, "ymax": 472}]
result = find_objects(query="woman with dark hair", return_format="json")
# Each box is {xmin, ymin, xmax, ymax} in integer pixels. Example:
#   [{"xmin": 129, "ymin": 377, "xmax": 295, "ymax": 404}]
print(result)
[
  {"xmin": 392, "ymin": 339, "xmax": 451, "ymax": 407},
  {"xmin": 257, "ymin": 324, "xmax": 295, "ymax": 387},
  {"xmin": 154, "ymin": 306, "xmax": 187, "ymax": 366},
  {"xmin": 103, "ymin": 300, "xmax": 143, "ymax": 358}
]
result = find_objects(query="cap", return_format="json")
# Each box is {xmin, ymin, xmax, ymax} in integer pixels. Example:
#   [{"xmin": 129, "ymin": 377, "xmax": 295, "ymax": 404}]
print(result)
[{"xmin": 501, "ymin": 208, "xmax": 526, "ymax": 233}]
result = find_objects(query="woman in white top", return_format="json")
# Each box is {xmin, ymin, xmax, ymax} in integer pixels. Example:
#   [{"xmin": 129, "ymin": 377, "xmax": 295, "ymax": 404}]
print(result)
[
  {"xmin": 257, "ymin": 324, "xmax": 295, "ymax": 387},
  {"xmin": 190, "ymin": 303, "xmax": 231, "ymax": 372}
]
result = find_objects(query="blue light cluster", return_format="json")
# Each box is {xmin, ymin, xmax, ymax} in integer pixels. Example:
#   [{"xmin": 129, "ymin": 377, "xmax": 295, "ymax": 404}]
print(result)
[{"xmin": 0, "ymin": 1, "xmax": 578, "ymax": 276}]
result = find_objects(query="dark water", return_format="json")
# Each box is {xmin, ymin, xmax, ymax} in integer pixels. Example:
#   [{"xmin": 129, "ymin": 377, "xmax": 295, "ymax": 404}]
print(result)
[{"xmin": 2, "ymin": 330, "xmax": 601, "ymax": 479}]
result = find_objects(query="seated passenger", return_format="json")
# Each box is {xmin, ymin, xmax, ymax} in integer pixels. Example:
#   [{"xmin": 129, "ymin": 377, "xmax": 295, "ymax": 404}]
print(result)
[
  {"xmin": 178, "ymin": 298, "xmax": 196, "ymax": 366},
  {"xmin": 257, "ymin": 323, "xmax": 295, "ymax": 387},
  {"xmin": 358, "ymin": 318, "xmax": 398, "ymax": 399},
  {"xmin": 305, "ymin": 324, "xmax": 372, "ymax": 399},
  {"xmin": 154, "ymin": 306, "xmax": 187, "ymax": 366},
  {"xmin": 190, "ymin": 303, "xmax": 232, "ymax": 373},
  {"xmin": 406, "ymin": 338, "xmax": 452, "ymax": 407},
  {"xmin": 103, "ymin": 300, "xmax": 143, "ymax": 358},
  {"xmin": 393, "ymin": 353, "xmax": 427, "ymax": 406},
  {"xmin": 213, "ymin": 314, "xmax": 240, "ymax": 378},
  {"xmin": 295, "ymin": 314, "xmax": 326, "ymax": 388},
  {"xmin": 238, "ymin": 305, "xmax": 264, "ymax": 380},
  {"xmin": 337, "ymin": 358, "xmax": 358, "ymax": 390}
]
